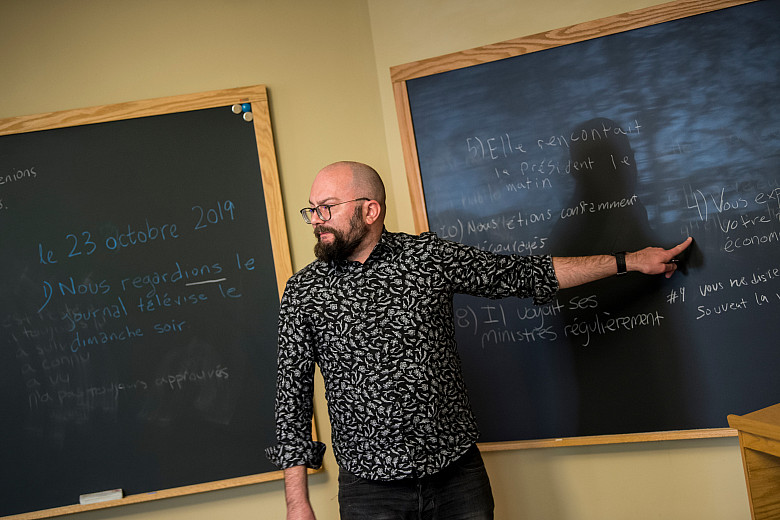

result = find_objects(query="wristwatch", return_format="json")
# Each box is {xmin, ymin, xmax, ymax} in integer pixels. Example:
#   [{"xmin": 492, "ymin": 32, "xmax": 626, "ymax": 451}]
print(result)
[{"xmin": 613, "ymin": 251, "xmax": 628, "ymax": 275}]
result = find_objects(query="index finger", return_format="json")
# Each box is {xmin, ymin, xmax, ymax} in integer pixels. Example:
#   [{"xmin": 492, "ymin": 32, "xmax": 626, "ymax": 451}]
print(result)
[{"xmin": 670, "ymin": 236, "xmax": 693, "ymax": 255}]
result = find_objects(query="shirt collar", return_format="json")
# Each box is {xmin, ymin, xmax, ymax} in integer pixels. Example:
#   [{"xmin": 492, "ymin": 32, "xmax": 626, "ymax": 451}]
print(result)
[
  {"xmin": 325, "ymin": 227, "xmax": 394, "ymax": 274},
  {"xmin": 369, "ymin": 228, "xmax": 395, "ymax": 260}
]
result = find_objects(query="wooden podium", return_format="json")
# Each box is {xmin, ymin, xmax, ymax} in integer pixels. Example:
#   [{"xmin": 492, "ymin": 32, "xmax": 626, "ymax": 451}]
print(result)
[{"xmin": 728, "ymin": 404, "xmax": 780, "ymax": 520}]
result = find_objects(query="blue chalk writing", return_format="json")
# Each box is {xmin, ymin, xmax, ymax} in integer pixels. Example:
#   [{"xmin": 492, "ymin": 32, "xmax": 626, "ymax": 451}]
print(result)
[
  {"xmin": 136, "ymin": 291, "xmax": 208, "ymax": 313},
  {"xmin": 192, "ymin": 200, "xmax": 236, "ymax": 231},
  {"xmin": 105, "ymin": 219, "xmax": 179, "ymax": 250},
  {"xmin": 69, "ymin": 325, "xmax": 143, "ymax": 352},
  {"xmin": 120, "ymin": 261, "xmax": 223, "ymax": 297},
  {"xmin": 66, "ymin": 231, "xmax": 97, "ymax": 258},
  {"xmin": 38, "ymin": 277, "xmax": 112, "ymax": 312}
]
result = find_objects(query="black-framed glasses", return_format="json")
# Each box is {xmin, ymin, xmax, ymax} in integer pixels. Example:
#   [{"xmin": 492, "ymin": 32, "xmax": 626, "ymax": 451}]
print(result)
[{"xmin": 300, "ymin": 198, "xmax": 369, "ymax": 224}]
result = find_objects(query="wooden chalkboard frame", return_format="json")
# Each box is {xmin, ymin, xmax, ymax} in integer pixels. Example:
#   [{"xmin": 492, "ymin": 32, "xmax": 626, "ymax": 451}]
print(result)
[
  {"xmin": 0, "ymin": 86, "xmax": 317, "ymax": 518},
  {"xmin": 389, "ymin": 1, "xmax": 761, "ymax": 450}
]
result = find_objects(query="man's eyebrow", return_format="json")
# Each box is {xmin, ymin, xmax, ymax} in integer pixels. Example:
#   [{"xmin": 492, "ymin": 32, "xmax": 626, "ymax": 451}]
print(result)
[{"xmin": 308, "ymin": 197, "xmax": 339, "ymax": 206}]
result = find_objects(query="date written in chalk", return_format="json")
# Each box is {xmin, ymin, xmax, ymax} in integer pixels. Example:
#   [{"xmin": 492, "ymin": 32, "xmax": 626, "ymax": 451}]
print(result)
[
  {"xmin": 38, "ymin": 219, "xmax": 179, "ymax": 264},
  {"xmin": 38, "ymin": 200, "xmax": 237, "ymax": 264}
]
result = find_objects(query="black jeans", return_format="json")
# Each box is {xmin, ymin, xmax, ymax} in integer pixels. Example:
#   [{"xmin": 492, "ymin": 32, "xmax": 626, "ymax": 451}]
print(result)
[{"xmin": 338, "ymin": 445, "xmax": 494, "ymax": 520}]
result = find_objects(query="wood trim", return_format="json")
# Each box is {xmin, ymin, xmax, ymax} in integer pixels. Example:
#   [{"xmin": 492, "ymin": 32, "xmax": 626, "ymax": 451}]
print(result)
[
  {"xmin": 250, "ymin": 92, "xmax": 293, "ymax": 297},
  {"xmin": 478, "ymin": 428, "xmax": 736, "ymax": 451},
  {"xmin": 0, "ymin": 85, "xmax": 269, "ymax": 136},
  {"xmin": 390, "ymin": 0, "xmax": 756, "ymax": 83},
  {"xmin": 4, "ymin": 471, "xmax": 286, "ymax": 520},
  {"xmin": 392, "ymin": 80, "xmax": 429, "ymax": 233}
]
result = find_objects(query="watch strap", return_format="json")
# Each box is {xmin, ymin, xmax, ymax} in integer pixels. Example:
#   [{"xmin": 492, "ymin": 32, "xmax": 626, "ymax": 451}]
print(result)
[{"xmin": 613, "ymin": 251, "xmax": 628, "ymax": 275}]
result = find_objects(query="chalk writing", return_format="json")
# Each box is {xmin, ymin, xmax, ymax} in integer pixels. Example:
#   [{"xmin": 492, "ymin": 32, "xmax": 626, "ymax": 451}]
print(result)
[
  {"xmin": 69, "ymin": 325, "xmax": 144, "ymax": 352},
  {"xmin": 61, "ymin": 297, "xmax": 128, "ymax": 332},
  {"xmin": 665, "ymin": 287, "xmax": 686, "ymax": 304},
  {"xmin": 136, "ymin": 291, "xmax": 209, "ymax": 312},
  {"xmin": 504, "ymin": 177, "xmax": 553, "ymax": 192},
  {"xmin": 120, "ymin": 261, "xmax": 224, "ymax": 297},
  {"xmin": 156, "ymin": 364, "xmax": 229, "ymax": 390},
  {"xmin": 455, "ymin": 293, "xmax": 668, "ymax": 349},
  {"xmin": 723, "ymin": 230, "xmax": 780, "ymax": 253},
  {"xmin": 563, "ymin": 310, "xmax": 664, "ymax": 347},
  {"xmin": 474, "ymin": 237, "xmax": 548, "ymax": 255},
  {"xmin": 434, "ymin": 210, "xmax": 553, "ymax": 244},
  {"xmin": 0, "ymin": 166, "xmax": 37, "ymax": 185},
  {"xmin": 560, "ymin": 195, "xmax": 639, "ymax": 219},
  {"xmin": 192, "ymin": 200, "xmax": 236, "ymax": 231},
  {"xmin": 104, "ymin": 219, "xmax": 179, "ymax": 251},
  {"xmin": 33, "ymin": 200, "xmax": 238, "ymax": 269},
  {"xmin": 467, "ymin": 134, "xmax": 526, "ymax": 160},
  {"xmin": 535, "ymin": 119, "xmax": 642, "ymax": 151},
  {"xmin": 684, "ymin": 183, "xmax": 780, "ymax": 223},
  {"xmin": 481, "ymin": 325, "xmax": 558, "ymax": 348},
  {"xmin": 696, "ymin": 298, "xmax": 749, "ymax": 320}
]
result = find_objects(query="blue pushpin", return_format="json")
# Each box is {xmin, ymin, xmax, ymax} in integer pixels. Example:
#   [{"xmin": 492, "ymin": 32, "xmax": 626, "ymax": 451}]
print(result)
[{"xmin": 241, "ymin": 103, "xmax": 251, "ymax": 113}]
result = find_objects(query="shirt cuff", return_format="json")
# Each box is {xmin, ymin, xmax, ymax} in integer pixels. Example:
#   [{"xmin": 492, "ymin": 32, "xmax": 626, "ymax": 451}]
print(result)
[
  {"xmin": 265, "ymin": 440, "xmax": 327, "ymax": 470},
  {"xmin": 532, "ymin": 255, "xmax": 559, "ymax": 305}
]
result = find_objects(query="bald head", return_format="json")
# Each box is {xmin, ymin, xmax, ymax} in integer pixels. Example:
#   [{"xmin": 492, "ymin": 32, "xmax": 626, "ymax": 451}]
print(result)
[
  {"xmin": 317, "ymin": 161, "xmax": 386, "ymax": 203},
  {"xmin": 315, "ymin": 161, "xmax": 386, "ymax": 215}
]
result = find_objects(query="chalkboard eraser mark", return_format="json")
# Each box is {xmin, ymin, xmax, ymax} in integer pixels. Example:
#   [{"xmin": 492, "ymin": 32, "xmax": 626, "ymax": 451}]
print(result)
[{"xmin": 79, "ymin": 488, "xmax": 123, "ymax": 505}]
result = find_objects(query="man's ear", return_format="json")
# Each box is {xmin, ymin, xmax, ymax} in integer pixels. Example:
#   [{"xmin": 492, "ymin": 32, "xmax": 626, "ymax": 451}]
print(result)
[{"xmin": 364, "ymin": 200, "xmax": 382, "ymax": 224}]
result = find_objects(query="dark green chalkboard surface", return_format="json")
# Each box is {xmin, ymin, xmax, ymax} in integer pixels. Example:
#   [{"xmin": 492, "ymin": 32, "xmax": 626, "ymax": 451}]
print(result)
[
  {"xmin": 392, "ymin": 0, "xmax": 780, "ymax": 448},
  {"xmin": 0, "ymin": 86, "xmax": 294, "ymax": 518}
]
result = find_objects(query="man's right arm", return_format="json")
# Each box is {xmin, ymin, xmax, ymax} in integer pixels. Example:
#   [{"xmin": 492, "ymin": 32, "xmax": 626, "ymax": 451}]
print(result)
[
  {"xmin": 284, "ymin": 465, "xmax": 316, "ymax": 520},
  {"xmin": 266, "ymin": 280, "xmax": 325, "ymax": 518},
  {"xmin": 552, "ymin": 237, "xmax": 692, "ymax": 288}
]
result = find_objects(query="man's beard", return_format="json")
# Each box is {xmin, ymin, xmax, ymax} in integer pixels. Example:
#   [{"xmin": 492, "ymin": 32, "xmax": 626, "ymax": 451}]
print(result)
[{"xmin": 313, "ymin": 207, "xmax": 369, "ymax": 263}]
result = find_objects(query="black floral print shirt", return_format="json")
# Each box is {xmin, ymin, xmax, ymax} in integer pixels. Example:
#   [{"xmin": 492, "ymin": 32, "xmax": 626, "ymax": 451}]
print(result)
[{"xmin": 265, "ymin": 229, "xmax": 558, "ymax": 480}]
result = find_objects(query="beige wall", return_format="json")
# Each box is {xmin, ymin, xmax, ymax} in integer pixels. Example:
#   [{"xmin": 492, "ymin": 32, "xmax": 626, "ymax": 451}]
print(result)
[{"xmin": 0, "ymin": 0, "xmax": 751, "ymax": 519}]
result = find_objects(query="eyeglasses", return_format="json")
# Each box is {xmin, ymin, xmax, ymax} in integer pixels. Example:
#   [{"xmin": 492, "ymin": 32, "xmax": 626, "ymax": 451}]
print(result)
[{"xmin": 300, "ymin": 198, "xmax": 369, "ymax": 224}]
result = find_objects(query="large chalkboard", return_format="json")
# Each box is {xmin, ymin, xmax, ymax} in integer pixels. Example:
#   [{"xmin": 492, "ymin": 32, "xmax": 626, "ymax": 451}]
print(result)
[
  {"xmin": 0, "ymin": 86, "xmax": 295, "ymax": 518},
  {"xmin": 392, "ymin": 0, "xmax": 780, "ymax": 447}
]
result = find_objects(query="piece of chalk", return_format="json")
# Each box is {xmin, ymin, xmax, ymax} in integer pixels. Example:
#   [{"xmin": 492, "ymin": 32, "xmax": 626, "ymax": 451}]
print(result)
[{"xmin": 79, "ymin": 488, "xmax": 123, "ymax": 505}]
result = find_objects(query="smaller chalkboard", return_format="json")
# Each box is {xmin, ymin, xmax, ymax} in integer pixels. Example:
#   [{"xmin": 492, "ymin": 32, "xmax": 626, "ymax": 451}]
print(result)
[{"xmin": 0, "ymin": 86, "xmax": 297, "ymax": 518}]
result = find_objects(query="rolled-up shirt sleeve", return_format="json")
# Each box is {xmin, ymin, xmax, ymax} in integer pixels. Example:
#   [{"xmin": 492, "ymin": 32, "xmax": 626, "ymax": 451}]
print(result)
[
  {"xmin": 429, "ymin": 233, "xmax": 559, "ymax": 305},
  {"xmin": 525, "ymin": 254, "xmax": 559, "ymax": 305},
  {"xmin": 264, "ymin": 278, "xmax": 326, "ymax": 470}
]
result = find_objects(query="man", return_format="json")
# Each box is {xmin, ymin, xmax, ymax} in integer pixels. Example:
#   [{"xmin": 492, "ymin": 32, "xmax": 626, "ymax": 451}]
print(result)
[{"xmin": 266, "ymin": 161, "xmax": 692, "ymax": 519}]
